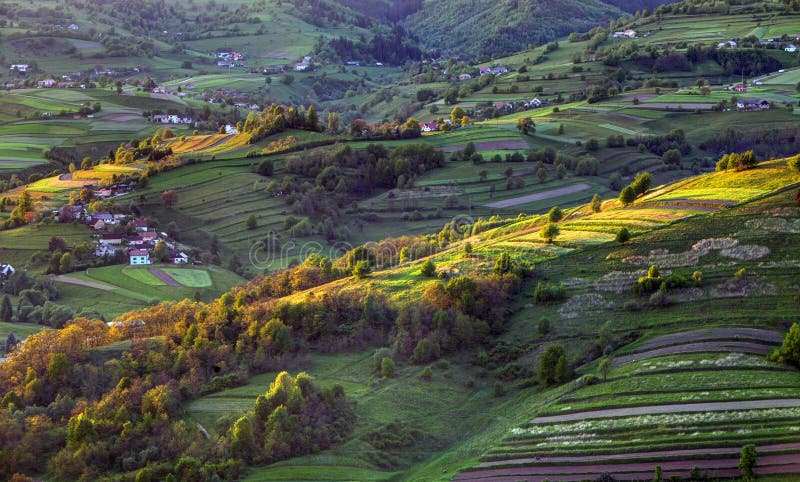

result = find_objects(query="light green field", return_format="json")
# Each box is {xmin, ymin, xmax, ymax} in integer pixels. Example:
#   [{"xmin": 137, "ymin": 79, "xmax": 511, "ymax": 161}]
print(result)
[
  {"xmin": 161, "ymin": 268, "xmax": 212, "ymax": 287},
  {"xmin": 122, "ymin": 268, "xmax": 166, "ymax": 286}
]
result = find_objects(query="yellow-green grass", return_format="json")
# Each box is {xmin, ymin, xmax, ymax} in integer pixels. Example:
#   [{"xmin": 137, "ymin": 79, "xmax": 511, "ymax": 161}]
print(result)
[
  {"xmin": 645, "ymin": 160, "xmax": 800, "ymax": 204},
  {"xmin": 762, "ymin": 68, "xmax": 800, "ymax": 86},
  {"xmin": 0, "ymin": 321, "xmax": 47, "ymax": 342},
  {"xmin": 122, "ymin": 268, "xmax": 166, "ymax": 286},
  {"xmin": 160, "ymin": 268, "xmax": 212, "ymax": 288}
]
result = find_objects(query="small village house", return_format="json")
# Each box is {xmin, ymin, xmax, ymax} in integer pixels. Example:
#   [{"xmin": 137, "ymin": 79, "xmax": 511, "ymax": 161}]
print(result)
[
  {"xmin": 172, "ymin": 252, "xmax": 189, "ymax": 264},
  {"xmin": 100, "ymin": 233, "xmax": 124, "ymax": 245},
  {"xmin": 0, "ymin": 264, "xmax": 15, "ymax": 280},
  {"xmin": 129, "ymin": 249, "xmax": 151, "ymax": 266}
]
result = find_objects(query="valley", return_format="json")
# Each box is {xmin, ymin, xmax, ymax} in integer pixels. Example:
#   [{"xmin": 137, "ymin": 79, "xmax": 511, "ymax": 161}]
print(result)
[{"xmin": 0, "ymin": 0, "xmax": 799, "ymax": 481}]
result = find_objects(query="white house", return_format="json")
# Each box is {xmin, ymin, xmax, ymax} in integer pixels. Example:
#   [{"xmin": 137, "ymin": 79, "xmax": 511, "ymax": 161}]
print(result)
[
  {"xmin": 152, "ymin": 114, "xmax": 192, "ymax": 125},
  {"xmin": 530, "ymin": 98, "xmax": 542, "ymax": 108},
  {"xmin": 129, "ymin": 249, "xmax": 151, "ymax": 265},
  {"xmin": 717, "ymin": 40, "xmax": 737, "ymax": 49},
  {"xmin": 10, "ymin": 64, "xmax": 29, "ymax": 73},
  {"xmin": 37, "ymin": 79, "xmax": 56, "ymax": 88},
  {"xmin": 172, "ymin": 252, "xmax": 189, "ymax": 264},
  {"xmin": 459, "ymin": 73, "xmax": 472, "ymax": 81},
  {"xmin": 224, "ymin": 124, "xmax": 239, "ymax": 135},
  {"xmin": 68, "ymin": 24, "xmax": 80, "ymax": 31},
  {"xmin": 786, "ymin": 45, "xmax": 798, "ymax": 53},
  {"xmin": 133, "ymin": 219, "xmax": 149, "ymax": 232},
  {"xmin": 421, "ymin": 122, "xmax": 438, "ymax": 133},
  {"xmin": 100, "ymin": 233, "xmax": 124, "ymax": 245},
  {"xmin": 0, "ymin": 264, "xmax": 15, "ymax": 280}
]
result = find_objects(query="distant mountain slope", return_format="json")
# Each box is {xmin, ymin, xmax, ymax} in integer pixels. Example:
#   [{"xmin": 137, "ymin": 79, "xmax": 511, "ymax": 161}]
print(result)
[{"xmin": 404, "ymin": 0, "xmax": 623, "ymax": 58}]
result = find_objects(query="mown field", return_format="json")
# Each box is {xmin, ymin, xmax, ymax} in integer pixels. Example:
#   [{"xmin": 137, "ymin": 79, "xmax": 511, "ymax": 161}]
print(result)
[{"xmin": 53, "ymin": 264, "xmax": 244, "ymax": 319}]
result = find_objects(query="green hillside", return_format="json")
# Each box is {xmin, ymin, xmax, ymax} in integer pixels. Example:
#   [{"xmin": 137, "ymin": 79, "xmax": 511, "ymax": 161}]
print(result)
[{"xmin": 176, "ymin": 157, "xmax": 800, "ymax": 481}]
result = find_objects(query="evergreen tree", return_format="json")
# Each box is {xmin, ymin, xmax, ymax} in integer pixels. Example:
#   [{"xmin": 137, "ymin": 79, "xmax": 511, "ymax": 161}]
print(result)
[{"xmin": 0, "ymin": 295, "xmax": 12, "ymax": 322}]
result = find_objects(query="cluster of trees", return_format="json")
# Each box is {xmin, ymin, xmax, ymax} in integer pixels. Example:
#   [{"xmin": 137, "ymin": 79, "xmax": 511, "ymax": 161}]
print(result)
[
  {"xmin": 227, "ymin": 372, "xmax": 355, "ymax": 464},
  {"xmin": 242, "ymin": 104, "xmax": 323, "ymax": 144},
  {"xmin": 284, "ymin": 143, "xmax": 444, "ymax": 195},
  {"xmin": 316, "ymin": 27, "xmax": 424, "ymax": 65},
  {"xmin": 618, "ymin": 171, "xmax": 653, "ymax": 206},
  {"xmin": 715, "ymin": 151, "xmax": 759, "ymax": 172}
]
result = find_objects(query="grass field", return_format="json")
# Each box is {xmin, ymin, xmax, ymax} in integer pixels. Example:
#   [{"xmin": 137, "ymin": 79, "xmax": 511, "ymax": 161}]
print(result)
[{"xmin": 54, "ymin": 264, "xmax": 244, "ymax": 319}]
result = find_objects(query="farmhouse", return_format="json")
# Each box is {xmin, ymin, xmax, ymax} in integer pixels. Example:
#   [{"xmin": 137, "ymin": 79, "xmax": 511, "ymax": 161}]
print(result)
[
  {"xmin": 786, "ymin": 45, "xmax": 797, "ymax": 53},
  {"xmin": 224, "ymin": 124, "xmax": 239, "ymax": 135},
  {"xmin": 68, "ymin": 24, "xmax": 80, "ymax": 31},
  {"xmin": 37, "ymin": 79, "xmax": 56, "ymax": 88},
  {"xmin": 479, "ymin": 66, "xmax": 491, "ymax": 76},
  {"xmin": 100, "ymin": 233, "xmax": 124, "ymax": 245},
  {"xmin": 152, "ymin": 114, "xmax": 192, "ymax": 125},
  {"xmin": 530, "ymin": 98, "xmax": 543, "ymax": 108},
  {"xmin": 141, "ymin": 231, "xmax": 158, "ymax": 242},
  {"xmin": 9, "ymin": 64, "xmax": 29, "ymax": 73},
  {"xmin": 171, "ymin": 252, "xmax": 189, "ymax": 264},
  {"xmin": 422, "ymin": 122, "xmax": 438, "ymax": 133},
  {"xmin": 490, "ymin": 66, "xmax": 508, "ymax": 76},
  {"xmin": 263, "ymin": 65, "xmax": 285, "ymax": 74},
  {"xmin": 730, "ymin": 83, "xmax": 748, "ymax": 93},
  {"xmin": 133, "ymin": 219, "xmax": 149, "ymax": 232},
  {"xmin": 0, "ymin": 264, "xmax": 15, "ymax": 280},
  {"xmin": 614, "ymin": 30, "xmax": 637, "ymax": 39},
  {"xmin": 737, "ymin": 99, "xmax": 770, "ymax": 112},
  {"xmin": 459, "ymin": 73, "xmax": 472, "ymax": 81},
  {"xmin": 129, "ymin": 249, "xmax": 151, "ymax": 265},
  {"xmin": 152, "ymin": 85, "xmax": 167, "ymax": 94},
  {"xmin": 127, "ymin": 234, "xmax": 145, "ymax": 246}
]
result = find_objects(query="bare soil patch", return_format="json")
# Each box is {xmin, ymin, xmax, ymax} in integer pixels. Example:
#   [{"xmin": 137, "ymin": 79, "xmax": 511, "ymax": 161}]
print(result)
[
  {"xmin": 457, "ymin": 457, "xmax": 800, "ymax": 481},
  {"xmin": 614, "ymin": 341, "xmax": 776, "ymax": 366},
  {"xmin": 633, "ymin": 328, "xmax": 782, "ymax": 353},
  {"xmin": 51, "ymin": 275, "xmax": 116, "ymax": 291},
  {"xmin": 440, "ymin": 140, "xmax": 529, "ymax": 153},
  {"xmin": 485, "ymin": 183, "xmax": 590, "ymax": 209},
  {"xmin": 640, "ymin": 102, "xmax": 715, "ymax": 110},
  {"xmin": 477, "ymin": 442, "xmax": 800, "ymax": 468},
  {"xmin": 531, "ymin": 398, "xmax": 800, "ymax": 424},
  {"xmin": 150, "ymin": 268, "xmax": 180, "ymax": 287}
]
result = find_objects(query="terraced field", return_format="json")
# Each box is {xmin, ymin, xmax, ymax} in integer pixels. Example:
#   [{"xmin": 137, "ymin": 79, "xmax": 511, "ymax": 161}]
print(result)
[{"xmin": 456, "ymin": 328, "xmax": 800, "ymax": 482}]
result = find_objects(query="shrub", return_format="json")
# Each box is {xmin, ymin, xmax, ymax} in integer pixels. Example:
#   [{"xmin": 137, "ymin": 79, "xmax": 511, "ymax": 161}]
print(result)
[
  {"xmin": 538, "ymin": 317, "xmax": 551, "ymax": 335},
  {"xmin": 788, "ymin": 155, "xmax": 800, "ymax": 173},
  {"xmin": 739, "ymin": 445, "xmax": 757, "ymax": 481},
  {"xmin": 615, "ymin": 227, "xmax": 630, "ymax": 244},
  {"xmin": 619, "ymin": 186, "xmax": 635, "ymax": 206},
  {"xmin": 540, "ymin": 223, "xmax": 560, "ymax": 243},
  {"xmin": 419, "ymin": 259, "xmax": 436, "ymax": 277},
  {"xmin": 770, "ymin": 322, "xmax": 800, "ymax": 368},
  {"xmin": 411, "ymin": 339, "xmax": 440, "ymax": 364},
  {"xmin": 420, "ymin": 366, "xmax": 433, "ymax": 380},
  {"xmin": 547, "ymin": 206, "xmax": 563, "ymax": 223},
  {"xmin": 352, "ymin": 260, "xmax": 371, "ymax": 279},
  {"xmin": 649, "ymin": 290, "xmax": 669, "ymax": 307},
  {"xmin": 533, "ymin": 282, "xmax": 566, "ymax": 304},
  {"xmin": 380, "ymin": 357, "xmax": 396, "ymax": 378},
  {"xmin": 692, "ymin": 270, "xmax": 703, "ymax": 284}
]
